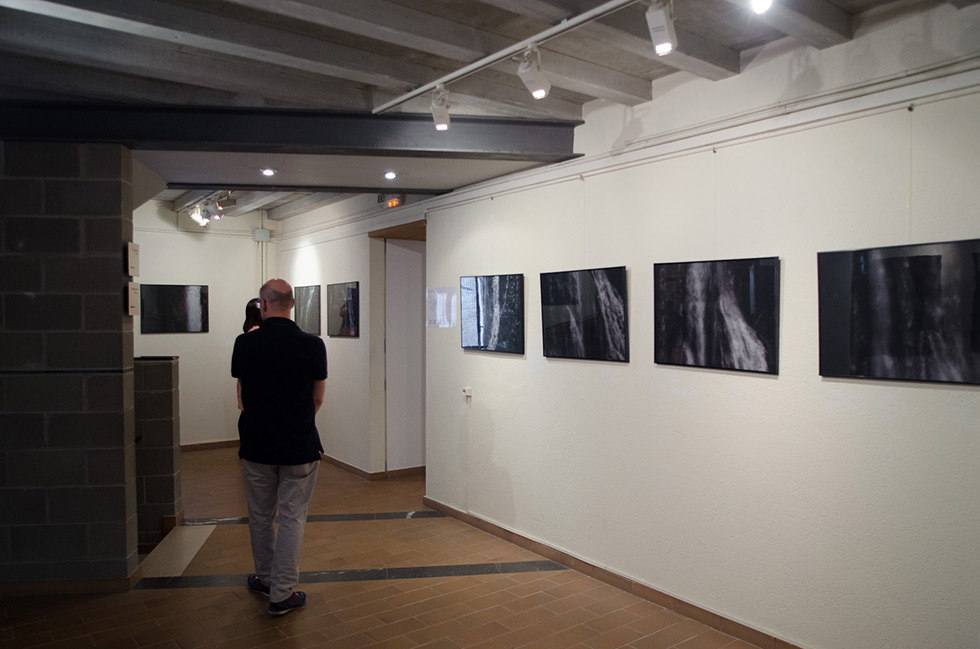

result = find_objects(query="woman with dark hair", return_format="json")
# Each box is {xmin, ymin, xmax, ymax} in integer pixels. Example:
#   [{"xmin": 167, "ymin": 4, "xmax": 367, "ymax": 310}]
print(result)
[{"xmin": 243, "ymin": 297, "xmax": 262, "ymax": 333}]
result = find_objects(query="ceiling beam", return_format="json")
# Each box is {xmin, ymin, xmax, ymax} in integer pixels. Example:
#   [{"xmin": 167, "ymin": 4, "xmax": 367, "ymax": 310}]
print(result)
[
  {"xmin": 0, "ymin": 104, "xmax": 582, "ymax": 162},
  {"xmin": 171, "ymin": 190, "xmax": 219, "ymax": 213},
  {"xmin": 587, "ymin": 9, "xmax": 741, "ymax": 80},
  {"xmin": 725, "ymin": 0, "xmax": 852, "ymax": 49},
  {"xmin": 0, "ymin": 0, "xmax": 426, "ymax": 90},
  {"xmin": 1, "ymin": 0, "xmax": 648, "ymax": 106},
  {"xmin": 267, "ymin": 193, "xmax": 352, "ymax": 221},
  {"xmin": 218, "ymin": 191, "xmax": 294, "ymax": 217},
  {"xmin": 0, "ymin": 10, "xmax": 380, "ymax": 109},
  {"xmin": 0, "ymin": 9, "xmax": 582, "ymax": 120},
  {"xmin": 219, "ymin": 0, "xmax": 652, "ymax": 105},
  {"xmin": 477, "ymin": 0, "xmax": 740, "ymax": 80},
  {"xmin": 0, "ymin": 54, "xmax": 300, "ymax": 108}
]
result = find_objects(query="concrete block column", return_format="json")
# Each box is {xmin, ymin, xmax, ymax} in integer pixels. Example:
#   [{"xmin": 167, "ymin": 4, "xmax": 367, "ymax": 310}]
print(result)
[
  {"xmin": 0, "ymin": 141, "xmax": 138, "ymax": 590},
  {"xmin": 134, "ymin": 356, "xmax": 182, "ymax": 547}
]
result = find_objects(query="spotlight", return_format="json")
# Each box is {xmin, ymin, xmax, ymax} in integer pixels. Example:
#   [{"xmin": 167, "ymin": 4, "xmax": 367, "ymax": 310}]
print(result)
[
  {"xmin": 385, "ymin": 171, "xmax": 397, "ymax": 180},
  {"xmin": 204, "ymin": 202, "xmax": 222, "ymax": 221},
  {"xmin": 431, "ymin": 84, "xmax": 450, "ymax": 131},
  {"xmin": 517, "ymin": 47, "xmax": 551, "ymax": 100},
  {"xmin": 260, "ymin": 168, "xmax": 277, "ymax": 177},
  {"xmin": 646, "ymin": 1, "xmax": 677, "ymax": 56},
  {"xmin": 751, "ymin": 0, "xmax": 772, "ymax": 13},
  {"xmin": 189, "ymin": 205, "xmax": 209, "ymax": 227},
  {"xmin": 215, "ymin": 194, "xmax": 236, "ymax": 211}
]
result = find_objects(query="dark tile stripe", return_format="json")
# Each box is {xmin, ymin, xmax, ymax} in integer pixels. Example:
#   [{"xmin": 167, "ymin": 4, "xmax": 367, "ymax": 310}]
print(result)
[
  {"xmin": 134, "ymin": 560, "xmax": 567, "ymax": 590},
  {"xmin": 181, "ymin": 510, "xmax": 446, "ymax": 526}
]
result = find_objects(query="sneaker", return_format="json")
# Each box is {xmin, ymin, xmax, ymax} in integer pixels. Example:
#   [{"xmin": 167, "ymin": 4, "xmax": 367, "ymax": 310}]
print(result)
[
  {"xmin": 269, "ymin": 591, "xmax": 306, "ymax": 616},
  {"xmin": 247, "ymin": 574, "xmax": 270, "ymax": 596}
]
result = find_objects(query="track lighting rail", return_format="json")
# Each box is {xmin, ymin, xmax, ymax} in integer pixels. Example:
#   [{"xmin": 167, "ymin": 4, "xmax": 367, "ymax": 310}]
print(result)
[{"xmin": 371, "ymin": 0, "xmax": 643, "ymax": 115}]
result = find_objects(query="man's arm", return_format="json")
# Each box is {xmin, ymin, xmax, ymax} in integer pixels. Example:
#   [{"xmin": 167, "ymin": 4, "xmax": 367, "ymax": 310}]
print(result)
[
  {"xmin": 237, "ymin": 378, "xmax": 243, "ymax": 410},
  {"xmin": 312, "ymin": 379, "xmax": 326, "ymax": 413}
]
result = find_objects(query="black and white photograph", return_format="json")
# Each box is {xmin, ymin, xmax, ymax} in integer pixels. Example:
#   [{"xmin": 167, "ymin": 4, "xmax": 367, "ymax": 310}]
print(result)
[
  {"xmin": 460, "ymin": 274, "xmax": 525, "ymax": 354},
  {"xmin": 818, "ymin": 238, "xmax": 980, "ymax": 385},
  {"xmin": 654, "ymin": 257, "xmax": 780, "ymax": 374},
  {"xmin": 540, "ymin": 266, "xmax": 629, "ymax": 362},
  {"xmin": 140, "ymin": 284, "xmax": 209, "ymax": 334},
  {"xmin": 327, "ymin": 282, "xmax": 359, "ymax": 337},
  {"xmin": 294, "ymin": 285, "xmax": 321, "ymax": 335}
]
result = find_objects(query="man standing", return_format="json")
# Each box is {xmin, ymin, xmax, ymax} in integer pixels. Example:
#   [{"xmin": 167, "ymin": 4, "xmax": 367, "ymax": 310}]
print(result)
[{"xmin": 231, "ymin": 279, "xmax": 327, "ymax": 616}]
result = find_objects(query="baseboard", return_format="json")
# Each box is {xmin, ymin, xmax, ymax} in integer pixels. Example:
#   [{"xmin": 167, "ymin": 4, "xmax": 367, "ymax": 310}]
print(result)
[
  {"xmin": 180, "ymin": 440, "xmax": 238, "ymax": 452},
  {"xmin": 163, "ymin": 509, "xmax": 184, "ymax": 535},
  {"xmin": 422, "ymin": 496, "xmax": 802, "ymax": 649},
  {"xmin": 321, "ymin": 456, "xmax": 425, "ymax": 481},
  {"xmin": 386, "ymin": 465, "xmax": 425, "ymax": 479},
  {"xmin": 1, "ymin": 566, "xmax": 143, "ymax": 595},
  {"xmin": 322, "ymin": 454, "xmax": 384, "ymax": 480}
]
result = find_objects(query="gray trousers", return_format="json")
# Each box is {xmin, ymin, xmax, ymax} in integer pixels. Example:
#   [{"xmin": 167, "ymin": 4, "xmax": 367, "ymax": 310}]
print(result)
[{"xmin": 242, "ymin": 459, "xmax": 319, "ymax": 603}]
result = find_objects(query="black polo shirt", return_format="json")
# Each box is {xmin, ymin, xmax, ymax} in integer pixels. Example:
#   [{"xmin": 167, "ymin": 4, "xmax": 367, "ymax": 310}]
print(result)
[{"xmin": 231, "ymin": 317, "xmax": 327, "ymax": 465}]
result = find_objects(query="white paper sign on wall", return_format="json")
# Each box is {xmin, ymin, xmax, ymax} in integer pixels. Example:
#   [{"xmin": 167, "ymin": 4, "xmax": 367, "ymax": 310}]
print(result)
[{"xmin": 426, "ymin": 287, "xmax": 457, "ymax": 328}]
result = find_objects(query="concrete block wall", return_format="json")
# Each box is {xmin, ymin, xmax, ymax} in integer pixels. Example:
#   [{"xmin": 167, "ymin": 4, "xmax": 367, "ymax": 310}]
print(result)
[
  {"xmin": 134, "ymin": 356, "xmax": 182, "ymax": 546},
  {"xmin": 0, "ymin": 141, "xmax": 139, "ymax": 587}
]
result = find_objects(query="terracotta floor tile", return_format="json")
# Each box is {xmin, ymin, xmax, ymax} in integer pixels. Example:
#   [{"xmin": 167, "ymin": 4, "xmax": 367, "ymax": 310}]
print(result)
[
  {"xmin": 495, "ymin": 606, "xmax": 556, "ymax": 631},
  {"xmin": 629, "ymin": 619, "xmax": 710, "ymax": 649},
  {"xmin": 447, "ymin": 621, "xmax": 510, "ymax": 646},
  {"xmin": 405, "ymin": 619, "xmax": 467, "ymax": 645},
  {"xmin": 627, "ymin": 609, "xmax": 685, "ymax": 636},
  {"xmin": 492, "ymin": 622, "xmax": 556, "ymax": 649},
  {"xmin": 584, "ymin": 608, "xmax": 644, "ymax": 634},
  {"xmin": 361, "ymin": 617, "xmax": 426, "ymax": 643},
  {"xmin": 0, "ymin": 632, "xmax": 58, "ymax": 649},
  {"xmin": 580, "ymin": 625, "xmax": 647, "ymax": 649},
  {"xmin": 675, "ymin": 630, "xmax": 738, "ymax": 649},
  {"xmin": 414, "ymin": 639, "xmax": 460, "ymax": 649}
]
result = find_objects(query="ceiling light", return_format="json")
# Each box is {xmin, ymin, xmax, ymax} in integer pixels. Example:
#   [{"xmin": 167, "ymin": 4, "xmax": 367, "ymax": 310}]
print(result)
[
  {"xmin": 517, "ymin": 47, "xmax": 551, "ymax": 100},
  {"xmin": 431, "ymin": 84, "xmax": 450, "ymax": 131},
  {"xmin": 260, "ymin": 168, "xmax": 277, "ymax": 177},
  {"xmin": 189, "ymin": 205, "xmax": 209, "ymax": 227},
  {"xmin": 751, "ymin": 0, "xmax": 773, "ymax": 13},
  {"xmin": 215, "ymin": 195, "xmax": 236, "ymax": 211},
  {"xmin": 385, "ymin": 171, "xmax": 397, "ymax": 180},
  {"xmin": 646, "ymin": 1, "xmax": 677, "ymax": 56}
]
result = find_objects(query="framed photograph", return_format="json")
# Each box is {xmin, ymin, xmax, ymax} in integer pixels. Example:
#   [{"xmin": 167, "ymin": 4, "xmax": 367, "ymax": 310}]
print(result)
[
  {"xmin": 540, "ymin": 266, "xmax": 629, "ymax": 362},
  {"xmin": 654, "ymin": 257, "xmax": 780, "ymax": 374},
  {"xmin": 294, "ymin": 285, "xmax": 321, "ymax": 335},
  {"xmin": 460, "ymin": 274, "xmax": 525, "ymax": 354},
  {"xmin": 140, "ymin": 284, "xmax": 209, "ymax": 333},
  {"xmin": 327, "ymin": 281, "xmax": 359, "ymax": 337},
  {"xmin": 818, "ymin": 238, "xmax": 980, "ymax": 385}
]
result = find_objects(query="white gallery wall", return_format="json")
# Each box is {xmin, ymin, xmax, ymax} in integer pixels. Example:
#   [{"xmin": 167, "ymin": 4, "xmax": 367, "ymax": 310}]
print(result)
[
  {"xmin": 133, "ymin": 202, "xmax": 274, "ymax": 446},
  {"xmin": 279, "ymin": 215, "xmax": 382, "ymax": 474},
  {"xmin": 424, "ymin": 4, "xmax": 980, "ymax": 649}
]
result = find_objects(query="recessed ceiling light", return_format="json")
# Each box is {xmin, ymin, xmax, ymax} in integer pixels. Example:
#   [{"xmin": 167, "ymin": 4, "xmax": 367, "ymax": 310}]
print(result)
[
  {"xmin": 384, "ymin": 171, "xmax": 397, "ymax": 180},
  {"xmin": 260, "ymin": 168, "xmax": 278, "ymax": 177}
]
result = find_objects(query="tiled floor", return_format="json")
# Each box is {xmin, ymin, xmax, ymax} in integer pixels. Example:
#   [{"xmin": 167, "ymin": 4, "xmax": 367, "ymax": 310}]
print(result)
[{"xmin": 0, "ymin": 448, "xmax": 762, "ymax": 649}]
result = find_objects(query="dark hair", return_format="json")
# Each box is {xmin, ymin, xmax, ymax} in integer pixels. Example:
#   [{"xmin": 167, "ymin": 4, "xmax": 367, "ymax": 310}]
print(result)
[{"xmin": 243, "ymin": 298, "xmax": 262, "ymax": 333}]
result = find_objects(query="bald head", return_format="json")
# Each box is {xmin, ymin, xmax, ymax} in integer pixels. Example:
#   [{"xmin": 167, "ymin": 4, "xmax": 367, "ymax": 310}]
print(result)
[{"xmin": 259, "ymin": 279, "xmax": 294, "ymax": 319}]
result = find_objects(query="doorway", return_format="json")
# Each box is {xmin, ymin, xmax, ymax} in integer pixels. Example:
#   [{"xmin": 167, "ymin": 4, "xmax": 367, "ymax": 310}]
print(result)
[{"xmin": 373, "ymin": 223, "xmax": 427, "ymax": 474}]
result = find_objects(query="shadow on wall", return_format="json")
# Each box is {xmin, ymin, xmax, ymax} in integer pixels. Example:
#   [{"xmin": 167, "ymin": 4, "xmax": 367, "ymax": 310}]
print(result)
[
  {"xmin": 781, "ymin": 49, "xmax": 823, "ymax": 103},
  {"xmin": 458, "ymin": 396, "xmax": 515, "ymax": 526},
  {"xmin": 844, "ymin": 37, "xmax": 881, "ymax": 85},
  {"xmin": 961, "ymin": 16, "xmax": 980, "ymax": 51},
  {"xmin": 613, "ymin": 105, "xmax": 653, "ymax": 150}
]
